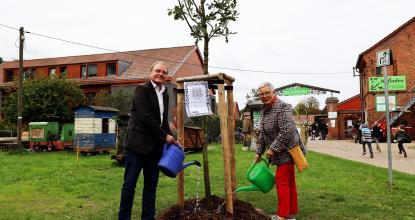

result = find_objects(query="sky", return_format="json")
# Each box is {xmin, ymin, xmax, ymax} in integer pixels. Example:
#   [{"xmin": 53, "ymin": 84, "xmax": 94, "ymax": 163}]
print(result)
[{"xmin": 1, "ymin": 0, "xmax": 414, "ymax": 110}]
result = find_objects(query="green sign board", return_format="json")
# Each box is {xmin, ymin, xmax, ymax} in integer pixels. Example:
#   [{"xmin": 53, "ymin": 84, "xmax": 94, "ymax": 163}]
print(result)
[
  {"xmin": 368, "ymin": 76, "xmax": 406, "ymax": 92},
  {"xmin": 282, "ymin": 87, "xmax": 311, "ymax": 96}
]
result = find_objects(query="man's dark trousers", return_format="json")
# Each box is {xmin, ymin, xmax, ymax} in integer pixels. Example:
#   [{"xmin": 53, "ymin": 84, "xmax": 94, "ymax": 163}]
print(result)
[{"xmin": 118, "ymin": 150, "xmax": 160, "ymax": 220}]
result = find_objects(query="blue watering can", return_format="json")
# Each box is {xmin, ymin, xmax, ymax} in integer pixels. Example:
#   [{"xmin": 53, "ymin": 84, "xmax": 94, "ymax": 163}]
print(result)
[{"xmin": 157, "ymin": 143, "xmax": 201, "ymax": 178}]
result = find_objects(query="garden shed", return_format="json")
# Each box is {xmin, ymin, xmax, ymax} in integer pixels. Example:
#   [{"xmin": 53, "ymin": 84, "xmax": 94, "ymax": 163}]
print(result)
[{"xmin": 74, "ymin": 105, "xmax": 118, "ymax": 153}]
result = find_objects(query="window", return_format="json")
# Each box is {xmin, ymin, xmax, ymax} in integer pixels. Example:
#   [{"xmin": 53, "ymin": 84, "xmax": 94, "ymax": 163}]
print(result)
[
  {"xmin": 49, "ymin": 67, "xmax": 56, "ymax": 77},
  {"xmin": 60, "ymin": 66, "xmax": 67, "ymax": 78},
  {"xmin": 5, "ymin": 70, "xmax": 14, "ymax": 82},
  {"xmin": 81, "ymin": 65, "xmax": 87, "ymax": 79},
  {"xmin": 106, "ymin": 63, "xmax": 116, "ymax": 76},
  {"xmin": 23, "ymin": 69, "xmax": 32, "ymax": 80},
  {"xmin": 376, "ymin": 67, "xmax": 381, "ymax": 75},
  {"xmin": 88, "ymin": 64, "xmax": 97, "ymax": 77},
  {"xmin": 102, "ymin": 118, "xmax": 109, "ymax": 133}
]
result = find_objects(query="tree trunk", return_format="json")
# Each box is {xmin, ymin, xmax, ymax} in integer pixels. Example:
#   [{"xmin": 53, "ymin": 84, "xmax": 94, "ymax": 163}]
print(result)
[{"xmin": 202, "ymin": 37, "xmax": 211, "ymax": 199}]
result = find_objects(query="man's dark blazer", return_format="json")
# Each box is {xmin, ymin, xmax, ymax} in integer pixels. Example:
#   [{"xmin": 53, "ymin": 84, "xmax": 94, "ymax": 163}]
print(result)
[{"xmin": 124, "ymin": 81, "xmax": 172, "ymax": 155}]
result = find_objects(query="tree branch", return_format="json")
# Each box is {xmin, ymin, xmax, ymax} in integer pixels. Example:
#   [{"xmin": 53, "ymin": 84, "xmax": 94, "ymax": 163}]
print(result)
[{"xmin": 178, "ymin": 0, "xmax": 202, "ymax": 38}]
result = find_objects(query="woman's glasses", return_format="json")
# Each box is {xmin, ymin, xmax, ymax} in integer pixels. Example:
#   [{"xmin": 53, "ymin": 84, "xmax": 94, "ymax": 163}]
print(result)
[{"xmin": 259, "ymin": 91, "xmax": 272, "ymax": 97}]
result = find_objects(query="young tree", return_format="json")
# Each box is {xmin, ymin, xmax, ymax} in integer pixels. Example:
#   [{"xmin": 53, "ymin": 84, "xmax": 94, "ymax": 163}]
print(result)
[
  {"xmin": 169, "ymin": 0, "xmax": 238, "ymax": 199},
  {"xmin": 168, "ymin": 0, "xmax": 238, "ymax": 75},
  {"xmin": 3, "ymin": 77, "xmax": 85, "ymax": 124}
]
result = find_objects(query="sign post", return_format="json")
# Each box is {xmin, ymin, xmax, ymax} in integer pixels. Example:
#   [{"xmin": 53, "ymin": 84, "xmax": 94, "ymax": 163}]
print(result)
[{"xmin": 377, "ymin": 49, "xmax": 393, "ymax": 187}]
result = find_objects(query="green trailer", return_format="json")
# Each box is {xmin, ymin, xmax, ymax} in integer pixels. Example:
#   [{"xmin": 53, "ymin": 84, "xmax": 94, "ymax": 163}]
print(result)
[
  {"xmin": 29, "ymin": 122, "xmax": 59, "ymax": 151},
  {"xmin": 28, "ymin": 122, "xmax": 74, "ymax": 151},
  {"xmin": 60, "ymin": 123, "xmax": 74, "ymax": 142}
]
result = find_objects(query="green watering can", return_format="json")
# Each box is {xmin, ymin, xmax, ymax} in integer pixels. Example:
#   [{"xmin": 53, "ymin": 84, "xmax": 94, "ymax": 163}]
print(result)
[{"xmin": 236, "ymin": 158, "xmax": 275, "ymax": 193}]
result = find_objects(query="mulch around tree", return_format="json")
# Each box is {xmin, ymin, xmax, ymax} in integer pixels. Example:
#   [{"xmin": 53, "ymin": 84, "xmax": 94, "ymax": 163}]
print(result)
[{"xmin": 157, "ymin": 195, "xmax": 271, "ymax": 220}]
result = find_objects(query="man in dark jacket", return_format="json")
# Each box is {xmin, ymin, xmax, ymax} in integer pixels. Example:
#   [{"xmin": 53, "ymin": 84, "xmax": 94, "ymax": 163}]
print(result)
[
  {"xmin": 372, "ymin": 122, "xmax": 382, "ymax": 152},
  {"xmin": 354, "ymin": 118, "xmax": 362, "ymax": 143},
  {"xmin": 395, "ymin": 125, "xmax": 408, "ymax": 158},
  {"xmin": 118, "ymin": 61, "xmax": 174, "ymax": 220}
]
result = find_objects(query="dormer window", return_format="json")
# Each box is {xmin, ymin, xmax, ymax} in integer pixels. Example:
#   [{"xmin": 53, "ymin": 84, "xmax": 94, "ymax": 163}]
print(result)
[
  {"xmin": 88, "ymin": 64, "xmax": 97, "ymax": 77},
  {"xmin": 106, "ymin": 63, "xmax": 116, "ymax": 76},
  {"xmin": 49, "ymin": 67, "xmax": 56, "ymax": 78},
  {"xmin": 5, "ymin": 70, "xmax": 14, "ymax": 82}
]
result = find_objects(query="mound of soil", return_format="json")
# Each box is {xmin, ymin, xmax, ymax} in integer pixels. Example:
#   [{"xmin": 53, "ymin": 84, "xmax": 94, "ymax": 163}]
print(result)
[{"xmin": 157, "ymin": 195, "xmax": 270, "ymax": 220}]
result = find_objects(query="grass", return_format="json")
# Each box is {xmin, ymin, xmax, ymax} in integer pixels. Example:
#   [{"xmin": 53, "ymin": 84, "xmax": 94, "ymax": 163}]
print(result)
[{"xmin": 0, "ymin": 144, "xmax": 414, "ymax": 219}]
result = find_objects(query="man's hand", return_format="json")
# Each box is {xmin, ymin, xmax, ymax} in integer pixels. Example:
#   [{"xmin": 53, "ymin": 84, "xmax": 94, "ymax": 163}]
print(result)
[
  {"xmin": 165, "ymin": 134, "xmax": 175, "ymax": 144},
  {"xmin": 266, "ymin": 148, "xmax": 274, "ymax": 159}
]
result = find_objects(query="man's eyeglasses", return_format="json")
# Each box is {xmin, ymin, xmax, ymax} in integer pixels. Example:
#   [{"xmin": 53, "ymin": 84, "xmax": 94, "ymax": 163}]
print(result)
[
  {"xmin": 259, "ymin": 91, "xmax": 272, "ymax": 97},
  {"xmin": 154, "ymin": 69, "xmax": 168, "ymax": 75}
]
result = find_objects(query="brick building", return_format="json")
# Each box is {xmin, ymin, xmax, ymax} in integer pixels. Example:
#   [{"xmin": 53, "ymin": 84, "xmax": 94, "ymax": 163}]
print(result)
[
  {"xmin": 355, "ymin": 16, "xmax": 415, "ymax": 138},
  {"xmin": 0, "ymin": 45, "xmax": 204, "ymax": 119},
  {"xmin": 326, "ymin": 95, "xmax": 361, "ymax": 140}
]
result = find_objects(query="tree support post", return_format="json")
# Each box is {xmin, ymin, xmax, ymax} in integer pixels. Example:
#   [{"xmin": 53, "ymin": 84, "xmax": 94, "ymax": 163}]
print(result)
[
  {"xmin": 218, "ymin": 74, "xmax": 233, "ymax": 214},
  {"xmin": 177, "ymin": 82, "xmax": 185, "ymax": 207}
]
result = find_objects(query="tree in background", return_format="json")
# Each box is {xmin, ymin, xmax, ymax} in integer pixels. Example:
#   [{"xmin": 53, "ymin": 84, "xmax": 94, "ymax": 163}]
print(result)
[
  {"xmin": 245, "ymin": 88, "xmax": 259, "ymax": 102},
  {"xmin": 293, "ymin": 96, "xmax": 320, "ymax": 117},
  {"xmin": 3, "ymin": 77, "xmax": 85, "ymax": 124},
  {"xmin": 0, "ymin": 57, "xmax": 3, "ymax": 64},
  {"xmin": 94, "ymin": 90, "xmax": 134, "ymax": 116}
]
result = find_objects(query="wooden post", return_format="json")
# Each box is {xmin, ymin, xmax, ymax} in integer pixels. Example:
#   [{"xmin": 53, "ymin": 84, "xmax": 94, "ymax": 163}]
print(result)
[
  {"xmin": 226, "ymin": 82, "xmax": 236, "ymax": 194},
  {"xmin": 202, "ymin": 129, "xmax": 211, "ymax": 199},
  {"xmin": 177, "ymin": 82, "xmax": 185, "ymax": 207},
  {"xmin": 218, "ymin": 74, "xmax": 233, "ymax": 214}
]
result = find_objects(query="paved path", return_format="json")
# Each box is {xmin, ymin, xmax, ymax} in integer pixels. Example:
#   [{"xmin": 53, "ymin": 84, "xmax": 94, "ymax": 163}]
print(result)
[{"xmin": 307, "ymin": 139, "xmax": 415, "ymax": 175}]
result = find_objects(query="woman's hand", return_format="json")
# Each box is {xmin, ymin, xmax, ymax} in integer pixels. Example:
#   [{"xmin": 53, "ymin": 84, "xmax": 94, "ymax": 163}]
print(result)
[
  {"xmin": 266, "ymin": 148, "xmax": 274, "ymax": 159},
  {"xmin": 253, "ymin": 153, "xmax": 261, "ymax": 163}
]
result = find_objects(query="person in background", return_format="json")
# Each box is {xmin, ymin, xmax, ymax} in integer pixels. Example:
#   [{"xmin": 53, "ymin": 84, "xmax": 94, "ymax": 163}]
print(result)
[
  {"xmin": 354, "ymin": 118, "xmax": 362, "ymax": 143},
  {"xmin": 395, "ymin": 125, "xmax": 408, "ymax": 158},
  {"xmin": 321, "ymin": 123, "xmax": 328, "ymax": 140},
  {"xmin": 254, "ymin": 82, "xmax": 306, "ymax": 220},
  {"xmin": 311, "ymin": 123, "xmax": 317, "ymax": 140},
  {"xmin": 361, "ymin": 123, "xmax": 374, "ymax": 158},
  {"xmin": 118, "ymin": 61, "xmax": 175, "ymax": 220},
  {"xmin": 372, "ymin": 122, "xmax": 382, "ymax": 153}
]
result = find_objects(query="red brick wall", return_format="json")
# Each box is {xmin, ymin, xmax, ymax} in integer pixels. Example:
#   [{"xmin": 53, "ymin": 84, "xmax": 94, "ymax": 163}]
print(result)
[
  {"xmin": 359, "ymin": 19, "xmax": 415, "ymax": 125},
  {"xmin": 326, "ymin": 97, "xmax": 339, "ymax": 140},
  {"xmin": 2, "ymin": 61, "xmax": 118, "ymax": 80},
  {"xmin": 337, "ymin": 111, "xmax": 361, "ymax": 139}
]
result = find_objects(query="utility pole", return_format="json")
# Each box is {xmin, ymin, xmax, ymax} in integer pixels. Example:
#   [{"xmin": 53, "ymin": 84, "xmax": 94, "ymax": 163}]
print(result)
[{"xmin": 17, "ymin": 27, "xmax": 24, "ymax": 151}]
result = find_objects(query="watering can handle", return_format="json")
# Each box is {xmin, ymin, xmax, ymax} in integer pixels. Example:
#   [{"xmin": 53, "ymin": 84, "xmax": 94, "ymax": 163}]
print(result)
[
  {"xmin": 164, "ymin": 142, "xmax": 184, "ymax": 153},
  {"xmin": 247, "ymin": 157, "xmax": 269, "ymax": 174},
  {"xmin": 174, "ymin": 142, "xmax": 184, "ymax": 151}
]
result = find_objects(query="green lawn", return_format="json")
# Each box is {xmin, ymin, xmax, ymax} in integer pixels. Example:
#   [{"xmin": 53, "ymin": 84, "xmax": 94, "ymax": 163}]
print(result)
[{"xmin": 0, "ymin": 144, "xmax": 414, "ymax": 220}]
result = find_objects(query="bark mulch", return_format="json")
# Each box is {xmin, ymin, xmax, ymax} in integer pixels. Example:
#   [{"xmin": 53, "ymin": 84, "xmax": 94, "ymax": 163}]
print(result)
[{"xmin": 157, "ymin": 195, "xmax": 270, "ymax": 220}]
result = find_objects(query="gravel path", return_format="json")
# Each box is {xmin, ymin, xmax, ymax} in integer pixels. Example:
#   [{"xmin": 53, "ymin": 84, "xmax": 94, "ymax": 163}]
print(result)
[{"xmin": 307, "ymin": 139, "xmax": 415, "ymax": 175}]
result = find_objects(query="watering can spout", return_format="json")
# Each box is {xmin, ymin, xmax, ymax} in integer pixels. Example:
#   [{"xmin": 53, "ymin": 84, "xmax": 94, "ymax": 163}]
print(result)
[
  {"xmin": 235, "ymin": 184, "xmax": 261, "ymax": 193},
  {"xmin": 182, "ymin": 160, "xmax": 201, "ymax": 170}
]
